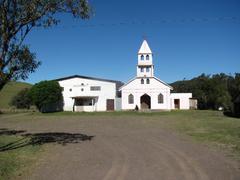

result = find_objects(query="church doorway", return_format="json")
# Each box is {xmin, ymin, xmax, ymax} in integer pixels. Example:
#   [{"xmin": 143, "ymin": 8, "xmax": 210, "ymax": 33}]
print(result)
[
  {"xmin": 174, "ymin": 99, "xmax": 180, "ymax": 109},
  {"xmin": 140, "ymin": 94, "xmax": 151, "ymax": 109}
]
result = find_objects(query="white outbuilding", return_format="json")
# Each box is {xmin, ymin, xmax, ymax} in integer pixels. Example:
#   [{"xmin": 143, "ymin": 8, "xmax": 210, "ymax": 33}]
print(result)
[
  {"xmin": 56, "ymin": 75, "xmax": 123, "ymax": 112},
  {"xmin": 120, "ymin": 40, "xmax": 192, "ymax": 110}
]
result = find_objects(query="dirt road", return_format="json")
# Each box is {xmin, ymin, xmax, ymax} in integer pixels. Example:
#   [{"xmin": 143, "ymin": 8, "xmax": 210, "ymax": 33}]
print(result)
[{"xmin": 1, "ymin": 114, "xmax": 239, "ymax": 180}]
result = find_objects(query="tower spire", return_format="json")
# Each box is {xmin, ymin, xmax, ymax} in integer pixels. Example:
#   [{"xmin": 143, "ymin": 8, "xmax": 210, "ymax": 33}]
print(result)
[
  {"xmin": 138, "ymin": 40, "xmax": 152, "ymax": 54},
  {"xmin": 137, "ymin": 40, "xmax": 154, "ymax": 77}
]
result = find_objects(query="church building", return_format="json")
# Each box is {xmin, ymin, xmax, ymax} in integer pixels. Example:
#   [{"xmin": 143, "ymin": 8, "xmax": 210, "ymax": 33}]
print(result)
[{"xmin": 120, "ymin": 40, "xmax": 192, "ymax": 110}]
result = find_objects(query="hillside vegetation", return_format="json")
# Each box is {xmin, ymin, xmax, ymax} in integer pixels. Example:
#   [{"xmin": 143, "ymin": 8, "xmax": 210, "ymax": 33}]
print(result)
[
  {"xmin": 171, "ymin": 73, "xmax": 240, "ymax": 111},
  {"xmin": 0, "ymin": 82, "xmax": 32, "ymax": 109}
]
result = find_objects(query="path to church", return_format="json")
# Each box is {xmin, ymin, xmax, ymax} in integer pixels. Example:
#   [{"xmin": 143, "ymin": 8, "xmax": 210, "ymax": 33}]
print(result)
[{"xmin": 1, "ymin": 114, "xmax": 239, "ymax": 180}]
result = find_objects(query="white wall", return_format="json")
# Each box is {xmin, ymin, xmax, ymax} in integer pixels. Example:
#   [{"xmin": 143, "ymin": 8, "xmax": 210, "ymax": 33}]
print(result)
[
  {"xmin": 138, "ymin": 54, "xmax": 153, "ymax": 65},
  {"xmin": 58, "ymin": 77, "xmax": 117, "ymax": 111},
  {"xmin": 170, "ymin": 93, "xmax": 192, "ymax": 110},
  {"xmin": 75, "ymin": 105, "xmax": 95, "ymax": 112},
  {"xmin": 137, "ymin": 66, "xmax": 154, "ymax": 77},
  {"xmin": 115, "ymin": 97, "xmax": 122, "ymax": 111},
  {"xmin": 137, "ymin": 53, "xmax": 154, "ymax": 77},
  {"xmin": 121, "ymin": 77, "xmax": 171, "ymax": 110}
]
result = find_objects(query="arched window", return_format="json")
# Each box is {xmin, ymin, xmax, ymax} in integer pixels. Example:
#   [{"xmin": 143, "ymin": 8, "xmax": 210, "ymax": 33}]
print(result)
[
  {"xmin": 146, "ymin": 78, "xmax": 150, "ymax": 84},
  {"xmin": 140, "ymin": 55, "xmax": 144, "ymax": 60},
  {"xmin": 146, "ymin": 67, "xmax": 150, "ymax": 72},
  {"xmin": 128, "ymin": 94, "xmax": 134, "ymax": 104},
  {"xmin": 141, "ymin": 79, "xmax": 144, "ymax": 84},
  {"xmin": 158, "ymin": 93, "xmax": 164, "ymax": 104},
  {"xmin": 146, "ymin": 54, "xmax": 149, "ymax": 60}
]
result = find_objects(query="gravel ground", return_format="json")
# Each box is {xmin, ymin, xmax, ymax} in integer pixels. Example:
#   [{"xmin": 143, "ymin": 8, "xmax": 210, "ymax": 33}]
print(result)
[{"xmin": 0, "ymin": 113, "xmax": 239, "ymax": 180}]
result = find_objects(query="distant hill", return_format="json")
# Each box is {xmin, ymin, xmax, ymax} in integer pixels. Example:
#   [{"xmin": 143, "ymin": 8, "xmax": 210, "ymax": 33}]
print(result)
[{"xmin": 0, "ymin": 81, "xmax": 32, "ymax": 109}]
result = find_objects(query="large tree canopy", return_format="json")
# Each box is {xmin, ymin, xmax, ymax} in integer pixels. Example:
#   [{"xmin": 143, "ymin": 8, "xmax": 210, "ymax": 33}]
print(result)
[
  {"xmin": 0, "ymin": 0, "xmax": 91, "ymax": 90},
  {"xmin": 29, "ymin": 80, "xmax": 63, "ymax": 112}
]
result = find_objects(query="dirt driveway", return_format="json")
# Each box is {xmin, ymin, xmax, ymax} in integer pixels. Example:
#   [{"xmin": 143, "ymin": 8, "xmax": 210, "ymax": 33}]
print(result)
[{"xmin": 0, "ymin": 114, "xmax": 240, "ymax": 180}]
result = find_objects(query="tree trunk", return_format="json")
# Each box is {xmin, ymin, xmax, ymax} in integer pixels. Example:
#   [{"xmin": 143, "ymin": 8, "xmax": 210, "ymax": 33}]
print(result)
[{"xmin": 0, "ymin": 81, "xmax": 7, "ymax": 91}]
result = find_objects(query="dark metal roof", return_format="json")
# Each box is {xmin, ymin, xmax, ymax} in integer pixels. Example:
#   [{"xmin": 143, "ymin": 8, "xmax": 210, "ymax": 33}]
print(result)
[{"xmin": 53, "ymin": 75, "xmax": 124, "ymax": 90}]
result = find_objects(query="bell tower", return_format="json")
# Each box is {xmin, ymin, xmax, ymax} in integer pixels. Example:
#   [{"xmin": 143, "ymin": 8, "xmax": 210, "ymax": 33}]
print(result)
[{"xmin": 137, "ymin": 40, "xmax": 154, "ymax": 77}]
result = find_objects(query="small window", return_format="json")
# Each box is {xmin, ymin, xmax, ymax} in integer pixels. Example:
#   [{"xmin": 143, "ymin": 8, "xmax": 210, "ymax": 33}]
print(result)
[
  {"xmin": 69, "ymin": 88, "xmax": 72, "ymax": 92},
  {"xmin": 128, "ymin": 94, "xmax": 134, "ymax": 104},
  {"xmin": 146, "ymin": 55, "xmax": 149, "ymax": 60},
  {"xmin": 81, "ymin": 88, "xmax": 84, "ymax": 91},
  {"xmin": 141, "ymin": 79, "xmax": 144, "ymax": 84},
  {"xmin": 146, "ymin": 67, "xmax": 150, "ymax": 72},
  {"xmin": 90, "ymin": 86, "xmax": 101, "ymax": 91},
  {"xmin": 158, "ymin": 93, "xmax": 164, "ymax": 104},
  {"xmin": 140, "ymin": 67, "xmax": 144, "ymax": 72},
  {"xmin": 140, "ymin": 55, "xmax": 144, "ymax": 60},
  {"xmin": 81, "ymin": 83, "xmax": 84, "ymax": 86},
  {"xmin": 146, "ymin": 78, "xmax": 150, "ymax": 84}
]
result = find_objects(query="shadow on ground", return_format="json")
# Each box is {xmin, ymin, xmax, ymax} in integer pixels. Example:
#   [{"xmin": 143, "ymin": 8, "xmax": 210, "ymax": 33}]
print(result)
[{"xmin": 0, "ymin": 128, "xmax": 94, "ymax": 152}]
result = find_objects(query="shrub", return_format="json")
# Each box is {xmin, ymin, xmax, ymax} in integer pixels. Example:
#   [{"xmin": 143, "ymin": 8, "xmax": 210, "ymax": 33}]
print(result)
[
  {"xmin": 10, "ymin": 88, "xmax": 32, "ymax": 109},
  {"xmin": 29, "ymin": 81, "xmax": 63, "ymax": 113}
]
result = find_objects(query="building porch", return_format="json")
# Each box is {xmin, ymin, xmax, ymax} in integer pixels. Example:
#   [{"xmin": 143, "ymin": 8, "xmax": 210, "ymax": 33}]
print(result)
[{"xmin": 73, "ymin": 96, "xmax": 98, "ymax": 112}]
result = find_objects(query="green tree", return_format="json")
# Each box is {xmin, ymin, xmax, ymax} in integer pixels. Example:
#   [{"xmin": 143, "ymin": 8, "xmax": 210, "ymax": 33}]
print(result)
[
  {"xmin": 10, "ymin": 88, "xmax": 32, "ymax": 109},
  {"xmin": 171, "ymin": 73, "xmax": 237, "ymax": 110},
  {"xmin": 228, "ymin": 73, "xmax": 240, "ymax": 101},
  {"xmin": 0, "ymin": 0, "xmax": 91, "ymax": 90},
  {"xmin": 29, "ymin": 80, "xmax": 63, "ymax": 112},
  {"xmin": 209, "ymin": 73, "xmax": 232, "ymax": 110}
]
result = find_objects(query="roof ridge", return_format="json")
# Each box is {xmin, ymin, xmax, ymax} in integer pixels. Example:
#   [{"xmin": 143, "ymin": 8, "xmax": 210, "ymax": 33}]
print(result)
[{"xmin": 53, "ymin": 74, "xmax": 124, "ymax": 84}]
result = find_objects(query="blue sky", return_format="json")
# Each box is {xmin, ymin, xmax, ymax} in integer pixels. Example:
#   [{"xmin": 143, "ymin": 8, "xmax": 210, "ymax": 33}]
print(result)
[{"xmin": 24, "ymin": 0, "xmax": 240, "ymax": 84}]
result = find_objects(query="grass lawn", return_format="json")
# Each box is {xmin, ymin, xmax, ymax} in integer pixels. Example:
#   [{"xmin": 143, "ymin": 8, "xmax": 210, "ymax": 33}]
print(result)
[
  {"xmin": 0, "ymin": 134, "xmax": 42, "ymax": 180},
  {"xmin": 152, "ymin": 110, "xmax": 240, "ymax": 156}
]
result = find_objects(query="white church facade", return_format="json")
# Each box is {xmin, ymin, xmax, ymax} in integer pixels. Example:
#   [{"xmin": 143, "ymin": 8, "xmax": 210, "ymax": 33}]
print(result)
[
  {"xmin": 56, "ymin": 75, "xmax": 123, "ymax": 112},
  {"xmin": 120, "ymin": 40, "xmax": 192, "ymax": 111},
  {"xmin": 56, "ymin": 40, "xmax": 193, "ymax": 112}
]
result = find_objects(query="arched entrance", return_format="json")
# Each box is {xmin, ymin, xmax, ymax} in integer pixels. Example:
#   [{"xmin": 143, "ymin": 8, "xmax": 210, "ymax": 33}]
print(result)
[{"xmin": 140, "ymin": 94, "xmax": 151, "ymax": 109}]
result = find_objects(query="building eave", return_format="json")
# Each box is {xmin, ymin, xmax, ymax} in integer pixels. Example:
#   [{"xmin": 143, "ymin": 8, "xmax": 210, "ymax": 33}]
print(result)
[
  {"xmin": 71, "ymin": 96, "xmax": 98, "ymax": 99},
  {"xmin": 119, "ymin": 77, "xmax": 137, "ymax": 91},
  {"xmin": 119, "ymin": 76, "xmax": 173, "ymax": 90},
  {"xmin": 153, "ymin": 77, "xmax": 173, "ymax": 90},
  {"xmin": 53, "ymin": 74, "xmax": 124, "ymax": 90}
]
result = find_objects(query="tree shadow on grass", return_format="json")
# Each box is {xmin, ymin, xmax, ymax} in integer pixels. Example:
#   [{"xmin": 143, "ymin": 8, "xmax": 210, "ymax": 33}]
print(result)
[{"xmin": 0, "ymin": 128, "xmax": 94, "ymax": 152}]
